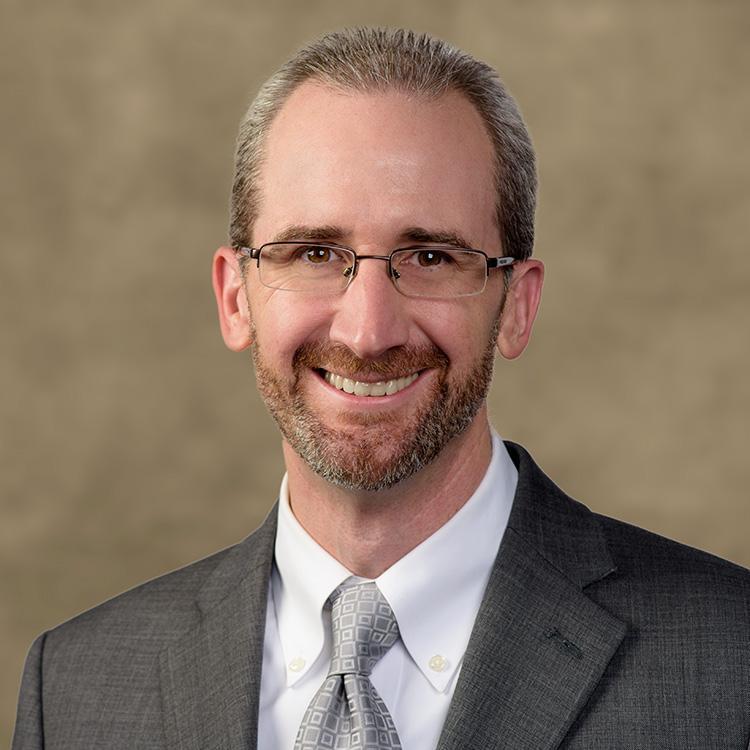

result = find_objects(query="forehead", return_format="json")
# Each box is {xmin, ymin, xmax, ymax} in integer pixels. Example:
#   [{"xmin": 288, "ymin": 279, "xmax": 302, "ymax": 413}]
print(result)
[{"xmin": 254, "ymin": 80, "xmax": 498, "ymax": 248}]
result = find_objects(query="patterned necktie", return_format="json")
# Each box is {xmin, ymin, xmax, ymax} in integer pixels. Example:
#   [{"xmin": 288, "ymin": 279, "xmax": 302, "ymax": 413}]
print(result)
[{"xmin": 294, "ymin": 581, "xmax": 403, "ymax": 750}]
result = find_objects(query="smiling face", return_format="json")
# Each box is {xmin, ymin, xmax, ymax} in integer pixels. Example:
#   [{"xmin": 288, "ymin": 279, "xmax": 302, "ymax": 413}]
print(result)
[{"xmin": 215, "ymin": 80, "xmax": 539, "ymax": 491}]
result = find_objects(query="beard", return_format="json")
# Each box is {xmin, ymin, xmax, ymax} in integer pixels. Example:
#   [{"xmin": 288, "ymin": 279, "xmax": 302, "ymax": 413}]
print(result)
[{"xmin": 251, "ymin": 320, "xmax": 499, "ymax": 492}]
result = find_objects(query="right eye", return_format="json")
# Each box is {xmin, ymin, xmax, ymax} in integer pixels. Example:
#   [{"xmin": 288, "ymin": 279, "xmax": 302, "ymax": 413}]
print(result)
[{"xmin": 302, "ymin": 246, "xmax": 333, "ymax": 264}]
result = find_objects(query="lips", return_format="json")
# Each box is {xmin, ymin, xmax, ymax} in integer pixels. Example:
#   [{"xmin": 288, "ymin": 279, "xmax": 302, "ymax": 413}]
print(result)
[{"xmin": 322, "ymin": 370, "xmax": 419, "ymax": 397}]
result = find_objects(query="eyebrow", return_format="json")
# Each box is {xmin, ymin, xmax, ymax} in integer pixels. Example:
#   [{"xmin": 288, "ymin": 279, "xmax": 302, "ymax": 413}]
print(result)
[
  {"xmin": 270, "ymin": 224, "xmax": 475, "ymax": 250},
  {"xmin": 400, "ymin": 227, "xmax": 474, "ymax": 249},
  {"xmin": 271, "ymin": 224, "xmax": 347, "ymax": 243}
]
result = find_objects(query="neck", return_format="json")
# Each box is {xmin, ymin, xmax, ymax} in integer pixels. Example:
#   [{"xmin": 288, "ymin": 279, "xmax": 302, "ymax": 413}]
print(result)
[{"xmin": 283, "ymin": 410, "xmax": 494, "ymax": 578}]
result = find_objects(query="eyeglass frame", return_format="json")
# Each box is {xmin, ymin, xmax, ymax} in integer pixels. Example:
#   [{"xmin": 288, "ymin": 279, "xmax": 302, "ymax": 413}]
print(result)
[{"xmin": 234, "ymin": 241, "xmax": 517, "ymax": 298}]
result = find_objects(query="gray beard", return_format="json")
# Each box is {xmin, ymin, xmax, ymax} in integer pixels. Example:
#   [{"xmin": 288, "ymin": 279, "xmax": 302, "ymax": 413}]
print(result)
[{"xmin": 251, "ymin": 319, "xmax": 499, "ymax": 492}]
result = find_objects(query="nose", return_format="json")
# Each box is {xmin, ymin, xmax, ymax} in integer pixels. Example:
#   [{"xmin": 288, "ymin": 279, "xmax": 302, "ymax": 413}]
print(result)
[{"xmin": 327, "ymin": 257, "xmax": 410, "ymax": 360}]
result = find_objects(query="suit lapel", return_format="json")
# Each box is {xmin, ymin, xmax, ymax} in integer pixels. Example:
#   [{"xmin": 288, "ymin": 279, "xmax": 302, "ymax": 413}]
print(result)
[
  {"xmin": 153, "ymin": 443, "xmax": 626, "ymax": 750},
  {"xmin": 437, "ymin": 443, "xmax": 627, "ymax": 750},
  {"xmin": 159, "ymin": 508, "xmax": 277, "ymax": 750}
]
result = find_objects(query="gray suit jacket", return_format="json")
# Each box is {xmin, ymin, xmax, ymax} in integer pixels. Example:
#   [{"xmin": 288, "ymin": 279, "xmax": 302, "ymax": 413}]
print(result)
[{"xmin": 13, "ymin": 443, "xmax": 750, "ymax": 749}]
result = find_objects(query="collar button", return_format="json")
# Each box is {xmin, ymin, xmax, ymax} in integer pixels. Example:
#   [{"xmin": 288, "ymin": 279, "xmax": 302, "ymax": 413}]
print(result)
[
  {"xmin": 289, "ymin": 657, "xmax": 306, "ymax": 672},
  {"xmin": 428, "ymin": 654, "xmax": 448, "ymax": 672}
]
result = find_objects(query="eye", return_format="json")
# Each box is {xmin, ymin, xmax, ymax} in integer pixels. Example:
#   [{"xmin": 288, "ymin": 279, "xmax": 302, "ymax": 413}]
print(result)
[
  {"xmin": 303, "ymin": 246, "xmax": 333, "ymax": 264},
  {"xmin": 415, "ymin": 249, "xmax": 452, "ymax": 267}
]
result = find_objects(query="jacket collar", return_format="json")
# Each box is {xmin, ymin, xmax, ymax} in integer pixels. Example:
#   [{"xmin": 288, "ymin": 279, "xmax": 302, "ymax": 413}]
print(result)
[
  {"xmin": 158, "ymin": 441, "xmax": 625, "ymax": 750},
  {"xmin": 504, "ymin": 441, "xmax": 617, "ymax": 589},
  {"xmin": 436, "ymin": 441, "xmax": 626, "ymax": 750},
  {"xmin": 159, "ymin": 507, "xmax": 277, "ymax": 750}
]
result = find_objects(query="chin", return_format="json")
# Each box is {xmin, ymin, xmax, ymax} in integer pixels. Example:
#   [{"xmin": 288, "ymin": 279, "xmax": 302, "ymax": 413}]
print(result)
[{"xmin": 289, "ymin": 397, "xmax": 480, "ymax": 493}]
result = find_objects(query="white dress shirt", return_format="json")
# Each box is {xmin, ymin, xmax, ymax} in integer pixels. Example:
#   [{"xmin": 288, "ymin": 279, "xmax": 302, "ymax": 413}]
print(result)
[{"xmin": 257, "ymin": 430, "xmax": 518, "ymax": 750}]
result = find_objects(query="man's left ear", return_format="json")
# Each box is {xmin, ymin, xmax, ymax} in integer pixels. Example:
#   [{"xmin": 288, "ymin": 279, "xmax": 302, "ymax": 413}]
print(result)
[{"xmin": 496, "ymin": 259, "xmax": 544, "ymax": 360}]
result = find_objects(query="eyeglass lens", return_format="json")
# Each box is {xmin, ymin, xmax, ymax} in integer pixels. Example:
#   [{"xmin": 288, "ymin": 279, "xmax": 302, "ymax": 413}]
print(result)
[{"xmin": 257, "ymin": 243, "xmax": 487, "ymax": 298}]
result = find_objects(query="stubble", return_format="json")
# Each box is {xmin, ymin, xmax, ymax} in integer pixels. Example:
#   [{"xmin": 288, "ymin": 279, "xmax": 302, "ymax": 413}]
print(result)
[{"xmin": 251, "ymin": 319, "xmax": 500, "ymax": 492}]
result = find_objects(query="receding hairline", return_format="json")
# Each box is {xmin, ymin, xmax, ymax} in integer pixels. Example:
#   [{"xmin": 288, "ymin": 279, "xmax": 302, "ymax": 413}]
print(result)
[
  {"xmin": 230, "ymin": 27, "xmax": 536, "ymax": 262},
  {"xmin": 250, "ymin": 79, "xmax": 503, "ymax": 243}
]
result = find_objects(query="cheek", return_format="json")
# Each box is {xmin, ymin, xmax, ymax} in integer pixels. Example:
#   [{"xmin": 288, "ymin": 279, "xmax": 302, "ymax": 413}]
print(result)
[
  {"xmin": 248, "ymin": 284, "xmax": 499, "ymax": 370},
  {"xmin": 251, "ymin": 292, "xmax": 334, "ymax": 361},
  {"xmin": 418, "ymin": 304, "xmax": 494, "ymax": 369}
]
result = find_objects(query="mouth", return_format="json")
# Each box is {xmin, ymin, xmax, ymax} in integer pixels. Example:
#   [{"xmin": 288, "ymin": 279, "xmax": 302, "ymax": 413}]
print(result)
[{"xmin": 319, "ymin": 369, "xmax": 420, "ymax": 397}]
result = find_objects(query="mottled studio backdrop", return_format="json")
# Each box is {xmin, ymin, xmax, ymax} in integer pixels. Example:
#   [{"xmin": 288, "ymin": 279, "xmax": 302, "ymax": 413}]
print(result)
[{"xmin": 2, "ymin": 0, "xmax": 749, "ymax": 741}]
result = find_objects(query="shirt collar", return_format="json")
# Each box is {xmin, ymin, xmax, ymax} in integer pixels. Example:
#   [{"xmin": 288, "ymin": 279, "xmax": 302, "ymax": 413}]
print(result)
[
  {"xmin": 273, "ymin": 473, "xmax": 351, "ymax": 685},
  {"xmin": 376, "ymin": 429, "xmax": 517, "ymax": 691},
  {"xmin": 272, "ymin": 429, "xmax": 518, "ymax": 691}
]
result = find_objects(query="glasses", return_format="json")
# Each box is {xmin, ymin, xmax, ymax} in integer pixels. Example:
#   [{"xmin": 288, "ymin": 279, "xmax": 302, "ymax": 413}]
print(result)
[{"xmin": 235, "ymin": 242, "xmax": 515, "ymax": 299}]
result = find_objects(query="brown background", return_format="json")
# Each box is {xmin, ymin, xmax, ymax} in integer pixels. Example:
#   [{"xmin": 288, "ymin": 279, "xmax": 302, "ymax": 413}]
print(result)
[{"xmin": 2, "ymin": 0, "xmax": 749, "ymax": 742}]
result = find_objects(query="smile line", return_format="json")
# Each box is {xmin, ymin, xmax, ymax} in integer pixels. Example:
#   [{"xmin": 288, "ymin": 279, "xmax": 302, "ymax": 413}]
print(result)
[{"xmin": 321, "ymin": 370, "xmax": 420, "ymax": 397}]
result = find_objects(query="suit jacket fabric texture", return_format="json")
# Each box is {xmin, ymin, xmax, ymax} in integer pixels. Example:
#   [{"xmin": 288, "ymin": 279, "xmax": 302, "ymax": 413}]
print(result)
[{"xmin": 12, "ymin": 442, "xmax": 750, "ymax": 749}]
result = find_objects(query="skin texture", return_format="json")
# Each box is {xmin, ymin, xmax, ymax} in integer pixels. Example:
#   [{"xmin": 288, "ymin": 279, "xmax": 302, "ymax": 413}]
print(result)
[{"xmin": 213, "ymin": 81, "xmax": 543, "ymax": 578}]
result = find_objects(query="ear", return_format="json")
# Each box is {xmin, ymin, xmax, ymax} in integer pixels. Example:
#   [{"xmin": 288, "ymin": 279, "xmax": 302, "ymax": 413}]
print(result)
[
  {"xmin": 496, "ymin": 259, "xmax": 544, "ymax": 360},
  {"xmin": 212, "ymin": 246, "xmax": 253, "ymax": 352}
]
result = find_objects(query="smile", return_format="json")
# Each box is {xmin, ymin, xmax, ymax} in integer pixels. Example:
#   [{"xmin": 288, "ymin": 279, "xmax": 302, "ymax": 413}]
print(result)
[{"xmin": 322, "ymin": 370, "xmax": 420, "ymax": 397}]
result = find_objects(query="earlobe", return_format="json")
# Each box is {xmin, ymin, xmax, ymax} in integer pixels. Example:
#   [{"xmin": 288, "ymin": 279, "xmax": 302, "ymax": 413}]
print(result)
[
  {"xmin": 496, "ymin": 259, "xmax": 544, "ymax": 360},
  {"xmin": 212, "ymin": 246, "xmax": 253, "ymax": 352}
]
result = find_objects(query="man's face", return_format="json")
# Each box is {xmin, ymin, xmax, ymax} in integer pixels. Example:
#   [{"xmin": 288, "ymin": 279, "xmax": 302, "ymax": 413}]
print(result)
[{"xmin": 237, "ymin": 82, "xmax": 510, "ymax": 490}]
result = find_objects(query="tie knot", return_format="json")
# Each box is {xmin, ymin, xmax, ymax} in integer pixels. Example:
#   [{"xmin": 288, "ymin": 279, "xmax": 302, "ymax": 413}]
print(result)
[{"xmin": 328, "ymin": 581, "xmax": 400, "ymax": 677}]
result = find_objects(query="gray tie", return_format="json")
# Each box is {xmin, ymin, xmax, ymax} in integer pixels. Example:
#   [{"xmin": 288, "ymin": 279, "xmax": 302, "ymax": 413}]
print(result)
[{"xmin": 294, "ymin": 581, "xmax": 403, "ymax": 749}]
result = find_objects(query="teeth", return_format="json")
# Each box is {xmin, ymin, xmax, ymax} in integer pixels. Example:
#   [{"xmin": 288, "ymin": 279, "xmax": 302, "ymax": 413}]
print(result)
[{"xmin": 323, "ymin": 370, "xmax": 419, "ymax": 397}]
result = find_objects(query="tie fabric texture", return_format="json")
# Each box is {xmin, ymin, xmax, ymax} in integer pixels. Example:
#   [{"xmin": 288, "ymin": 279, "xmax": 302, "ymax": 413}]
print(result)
[{"xmin": 294, "ymin": 581, "xmax": 403, "ymax": 750}]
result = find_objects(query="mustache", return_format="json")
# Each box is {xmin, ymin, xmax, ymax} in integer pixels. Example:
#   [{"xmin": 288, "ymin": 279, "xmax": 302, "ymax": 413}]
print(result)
[{"xmin": 293, "ymin": 341, "xmax": 449, "ymax": 381}]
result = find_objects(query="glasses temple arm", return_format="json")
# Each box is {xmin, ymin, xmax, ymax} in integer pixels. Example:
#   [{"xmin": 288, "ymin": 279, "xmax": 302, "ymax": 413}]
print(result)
[{"xmin": 487, "ymin": 256, "xmax": 516, "ymax": 269}]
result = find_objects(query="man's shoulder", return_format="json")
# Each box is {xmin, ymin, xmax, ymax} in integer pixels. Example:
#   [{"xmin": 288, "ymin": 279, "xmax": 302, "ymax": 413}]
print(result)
[
  {"xmin": 505, "ymin": 439, "xmax": 750, "ymax": 593},
  {"xmin": 592, "ymin": 509, "xmax": 750, "ymax": 608},
  {"xmin": 47, "ymin": 544, "xmax": 233, "ymax": 651},
  {"xmin": 14, "ymin": 512, "xmax": 277, "ymax": 747},
  {"xmin": 596, "ymin": 508, "xmax": 749, "ymax": 579},
  {"xmin": 42, "ymin": 510, "xmax": 277, "ymax": 659}
]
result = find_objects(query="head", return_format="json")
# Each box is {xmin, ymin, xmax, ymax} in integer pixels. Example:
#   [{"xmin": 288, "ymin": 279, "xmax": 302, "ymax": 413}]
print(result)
[
  {"xmin": 229, "ymin": 27, "xmax": 536, "ymax": 264},
  {"xmin": 214, "ymin": 28, "xmax": 543, "ymax": 492}
]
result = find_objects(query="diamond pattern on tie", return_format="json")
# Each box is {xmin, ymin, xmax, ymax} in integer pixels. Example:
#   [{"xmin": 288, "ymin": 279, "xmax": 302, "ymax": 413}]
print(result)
[{"xmin": 294, "ymin": 581, "xmax": 402, "ymax": 750}]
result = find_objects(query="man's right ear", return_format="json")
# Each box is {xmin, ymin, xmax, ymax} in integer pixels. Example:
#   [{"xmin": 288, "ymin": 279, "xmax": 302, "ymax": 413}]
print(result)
[{"xmin": 212, "ymin": 246, "xmax": 253, "ymax": 352}]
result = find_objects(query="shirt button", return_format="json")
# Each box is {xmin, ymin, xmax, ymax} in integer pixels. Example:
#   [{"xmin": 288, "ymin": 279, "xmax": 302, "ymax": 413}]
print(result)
[
  {"xmin": 289, "ymin": 657, "xmax": 306, "ymax": 672},
  {"xmin": 429, "ymin": 654, "xmax": 448, "ymax": 672}
]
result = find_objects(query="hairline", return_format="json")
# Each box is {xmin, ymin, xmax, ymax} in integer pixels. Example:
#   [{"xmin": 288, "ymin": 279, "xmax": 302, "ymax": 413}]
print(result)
[
  {"xmin": 230, "ymin": 29, "xmax": 536, "ymax": 272},
  {"xmin": 251, "ymin": 77, "xmax": 503, "ymax": 245}
]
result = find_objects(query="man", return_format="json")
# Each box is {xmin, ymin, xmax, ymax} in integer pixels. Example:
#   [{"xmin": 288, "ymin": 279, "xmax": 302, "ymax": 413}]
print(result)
[{"xmin": 13, "ymin": 27, "xmax": 750, "ymax": 750}]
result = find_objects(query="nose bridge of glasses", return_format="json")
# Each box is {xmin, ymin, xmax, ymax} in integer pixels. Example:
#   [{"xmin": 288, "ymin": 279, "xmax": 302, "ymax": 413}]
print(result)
[{"xmin": 345, "ymin": 253, "xmax": 399, "ymax": 283}]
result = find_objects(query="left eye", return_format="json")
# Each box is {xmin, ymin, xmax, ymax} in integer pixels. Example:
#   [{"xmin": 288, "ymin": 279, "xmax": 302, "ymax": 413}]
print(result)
[{"xmin": 415, "ymin": 249, "xmax": 452, "ymax": 267}]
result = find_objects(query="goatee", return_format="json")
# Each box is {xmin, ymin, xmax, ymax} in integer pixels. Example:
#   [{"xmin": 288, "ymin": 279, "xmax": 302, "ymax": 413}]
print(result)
[{"xmin": 251, "ymin": 321, "xmax": 499, "ymax": 491}]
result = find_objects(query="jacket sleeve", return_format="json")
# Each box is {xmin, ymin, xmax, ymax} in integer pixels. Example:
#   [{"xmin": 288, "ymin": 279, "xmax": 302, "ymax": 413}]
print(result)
[{"xmin": 12, "ymin": 633, "xmax": 47, "ymax": 750}]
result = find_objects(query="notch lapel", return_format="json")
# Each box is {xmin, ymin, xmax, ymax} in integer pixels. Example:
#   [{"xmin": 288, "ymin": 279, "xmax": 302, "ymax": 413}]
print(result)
[
  {"xmin": 437, "ymin": 443, "xmax": 627, "ymax": 750},
  {"xmin": 159, "ymin": 508, "xmax": 277, "ymax": 750}
]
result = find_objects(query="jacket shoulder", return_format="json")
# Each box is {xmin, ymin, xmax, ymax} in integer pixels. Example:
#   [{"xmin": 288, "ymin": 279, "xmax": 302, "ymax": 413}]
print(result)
[
  {"xmin": 575, "ymin": 507, "xmax": 750, "ymax": 615},
  {"xmin": 505, "ymin": 440, "xmax": 750, "ymax": 600},
  {"xmin": 13, "ymin": 546, "xmax": 237, "ymax": 749},
  {"xmin": 42, "ymin": 508, "xmax": 276, "ymax": 662},
  {"xmin": 14, "ymin": 512, "xmax": 277, "ymax": 748},
  {"xmin": 595, "ymin": 510, "xmax": 750, "ymax": 592},
  {"xmin": 49, "ymin": 543, "xmax": 233, "ymax": 648}
]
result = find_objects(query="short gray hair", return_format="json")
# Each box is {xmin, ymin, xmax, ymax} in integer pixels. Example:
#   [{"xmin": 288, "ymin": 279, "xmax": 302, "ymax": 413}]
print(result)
[{"xmin": 229, "ymin": 27, "xmax": 536, "ymax": 260}]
